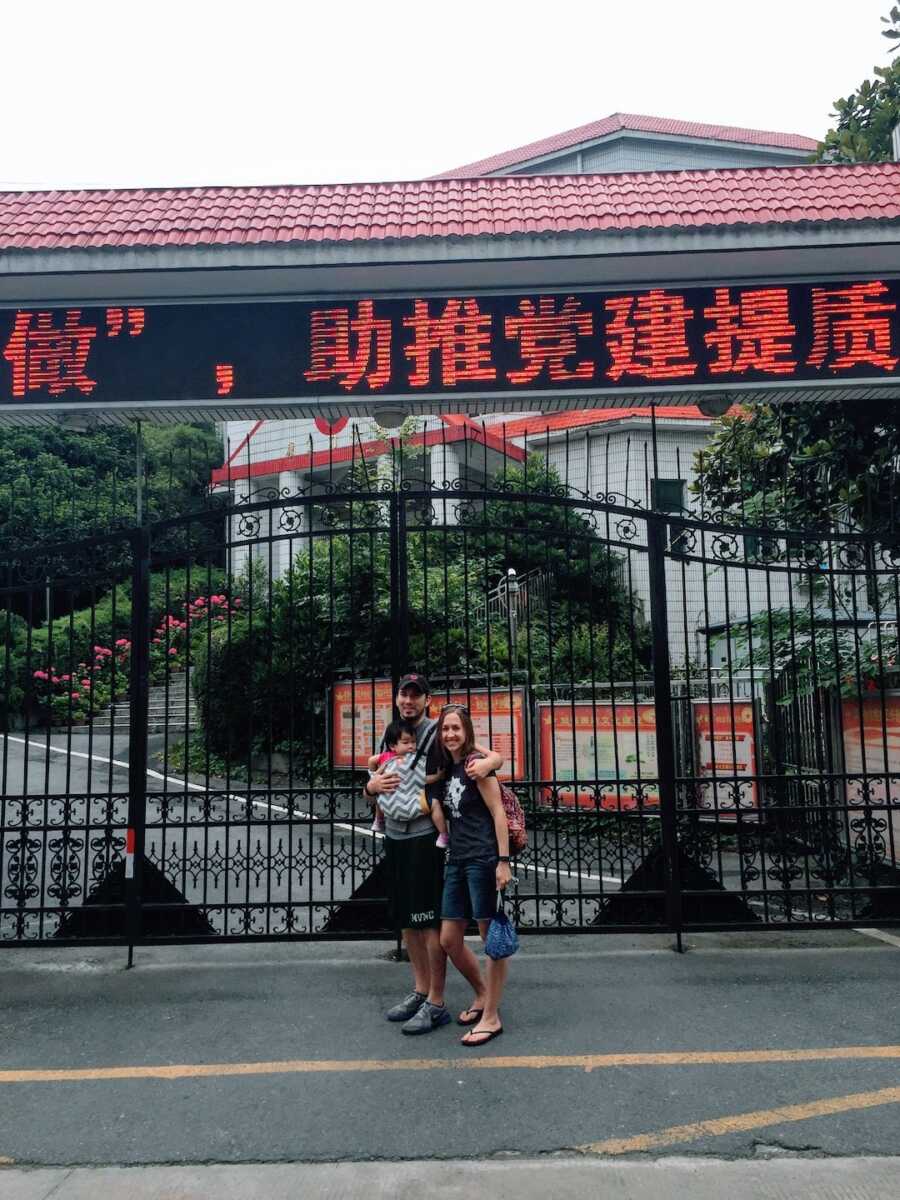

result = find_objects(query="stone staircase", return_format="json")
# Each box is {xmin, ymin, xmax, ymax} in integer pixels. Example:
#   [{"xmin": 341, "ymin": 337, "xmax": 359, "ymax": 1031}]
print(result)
[{"xmin": 62, "ymin": 672, "xmax": 199, "ymax": 735}]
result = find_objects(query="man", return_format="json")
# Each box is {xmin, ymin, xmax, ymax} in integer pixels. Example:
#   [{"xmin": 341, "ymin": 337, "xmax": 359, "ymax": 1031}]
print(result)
[{"xmin": 365, "ymin": 673, "xmax": 502, "ymax": 1035}]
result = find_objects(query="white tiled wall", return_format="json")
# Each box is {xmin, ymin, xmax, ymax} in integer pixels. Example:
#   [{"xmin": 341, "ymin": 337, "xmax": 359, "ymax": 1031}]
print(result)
[{"xmin": 540, "ymin": 423, "xmax": 795, "ymax": 664}]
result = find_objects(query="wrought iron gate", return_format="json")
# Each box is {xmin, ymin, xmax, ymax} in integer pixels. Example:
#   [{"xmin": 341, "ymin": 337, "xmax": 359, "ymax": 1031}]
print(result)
[{"xmin": 2, "ymin": 480, "xmax": 899, "ymax": 945}]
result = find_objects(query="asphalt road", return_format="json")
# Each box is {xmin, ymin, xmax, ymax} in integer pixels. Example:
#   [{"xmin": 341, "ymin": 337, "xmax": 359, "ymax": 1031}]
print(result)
[{"xmin": 1, "ymin": 932, "xmax": 900, "ymax": 1168}]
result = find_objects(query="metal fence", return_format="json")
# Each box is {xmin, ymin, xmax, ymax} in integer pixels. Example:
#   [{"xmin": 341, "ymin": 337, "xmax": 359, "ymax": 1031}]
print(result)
[{"xmin": 2, "ymin": 475, "xmax": 899, "ymax": 948}]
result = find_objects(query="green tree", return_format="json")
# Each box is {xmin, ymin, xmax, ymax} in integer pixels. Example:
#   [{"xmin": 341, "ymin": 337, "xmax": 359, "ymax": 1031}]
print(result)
[
  {"xmin": 693, "ymin": 397, "xmax": 900, "ymax": 532},
  {"xmin": 814, "ymin": 7, "xmax": 900, "ymax": 162},
  {"xmin": 0, "ymin": 422, "xmax": 222, "ymax": 545}
]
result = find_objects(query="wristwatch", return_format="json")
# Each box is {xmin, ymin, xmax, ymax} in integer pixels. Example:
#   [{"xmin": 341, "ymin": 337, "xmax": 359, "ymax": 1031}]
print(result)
[{"xmin": 497, "ymin": 855, "xmax": 511, "ymax": 863}]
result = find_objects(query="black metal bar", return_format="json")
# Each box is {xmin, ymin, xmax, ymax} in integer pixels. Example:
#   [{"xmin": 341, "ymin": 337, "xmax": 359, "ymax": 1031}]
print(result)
[
  {"xmin": 125, "ymin": 525, "xmax": 152, "ymax": 963},
  {"xmin": 396, "ymin": 497, "xmax": 410, "ymax": 672},
  {"xmin": 647, "ymin": 517, "xmax": 683, "ymax": 945}
]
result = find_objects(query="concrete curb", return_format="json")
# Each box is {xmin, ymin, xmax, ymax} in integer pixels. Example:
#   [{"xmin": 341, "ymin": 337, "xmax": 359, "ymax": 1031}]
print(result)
[{"xmin": 2, "ymin": 1156, "xmax": 900, "ymax": 1199}]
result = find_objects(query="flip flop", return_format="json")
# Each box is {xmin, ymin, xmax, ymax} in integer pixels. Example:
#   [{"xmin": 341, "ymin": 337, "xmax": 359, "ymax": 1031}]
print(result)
[
  {"xmin": 456, "ymin": 1008, "xmax": 484, "ymax": 1027},
  {"xmin": 461, "ymin": 1025, "xmax": 503, "ymax": 1046}
]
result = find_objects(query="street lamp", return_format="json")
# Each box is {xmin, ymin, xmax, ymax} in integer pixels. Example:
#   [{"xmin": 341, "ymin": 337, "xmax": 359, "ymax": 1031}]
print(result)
[{"xmin": 506, "ymin": 567, "xmax": 519, "ymax": 674}]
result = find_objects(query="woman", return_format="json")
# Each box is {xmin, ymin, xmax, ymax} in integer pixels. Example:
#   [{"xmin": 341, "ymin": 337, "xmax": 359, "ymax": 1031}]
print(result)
[{"xmin": 435, "ymin": 704, "xmax": 512, "ymax": 1046}]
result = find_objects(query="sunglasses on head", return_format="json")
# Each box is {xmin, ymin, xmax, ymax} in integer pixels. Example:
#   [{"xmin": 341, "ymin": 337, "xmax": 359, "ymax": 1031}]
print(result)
[{"xmin": 439, "ymin": 703, "xmax": 469, "ymax": 716}]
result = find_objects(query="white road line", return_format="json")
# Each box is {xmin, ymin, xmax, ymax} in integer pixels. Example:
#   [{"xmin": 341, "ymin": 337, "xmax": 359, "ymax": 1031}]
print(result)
[
  {"xmin": 853, "ymin": 926, "xmax": 900, "ymax": 950},
  {"xmin": 2, "ymin": 736, "xmax": 623, "ymax": 887}
]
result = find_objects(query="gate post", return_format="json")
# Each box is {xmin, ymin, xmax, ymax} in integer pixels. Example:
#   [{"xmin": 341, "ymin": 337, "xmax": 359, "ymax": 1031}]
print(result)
[
  {"xmin": 387, "ymin": 492, "xmax": 409, "ymax": 960},
  {"xmin": 647, "ymin": 518, "xmax": 684, "ymax": 949},
  {"xmin": 125, "ymin": 526, "xmax": 151, "ymax": 965},
  {"xmin": 388, "ymin": 492, "xmax": 410, "ymax": 688}
]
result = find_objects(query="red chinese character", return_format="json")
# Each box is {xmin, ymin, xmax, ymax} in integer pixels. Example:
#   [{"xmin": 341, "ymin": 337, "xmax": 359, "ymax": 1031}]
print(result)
[
  {"xmin": 806, "ymin": 281, "xmax": 898, "ymax": 371},
  {"xmin": 105, "ymin": 307, "xmax": 145, "ymax": 338},
  {"xmin": 304, "ymin": 299, "xmax": 391, "ymax": 391},
  {"xmin": 605, "ymin": 290, "xmax": 696, "ymax": 381},
  {"xmin": 215, "ymin": 364, "xmax": 234, "ymax": 396},
  {"xmin": 504, "ymin": 296, "xmax": 594, "ymax": 384},
  {"xmin": 3, "ymin": 309, "xmax": 98, "ymax": 398},
  {"xmin": 704, "ymin": 287, "xmax": 796, "ymax": 375},
  {"xmin": 403, "ymin": 298, "xmax": 496, "ymax": 387}
]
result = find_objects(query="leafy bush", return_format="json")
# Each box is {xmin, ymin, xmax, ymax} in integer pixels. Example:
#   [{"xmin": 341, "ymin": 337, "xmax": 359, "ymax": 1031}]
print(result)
[{"xmin": 3, "ymin": 566, "xmax": 239, "ymax": 727}]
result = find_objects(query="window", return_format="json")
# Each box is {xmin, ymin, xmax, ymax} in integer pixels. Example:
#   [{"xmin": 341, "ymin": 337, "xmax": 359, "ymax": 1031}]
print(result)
[{"xmin": 651, "ymin": 478, "xmax": 686, "ymax": 513}]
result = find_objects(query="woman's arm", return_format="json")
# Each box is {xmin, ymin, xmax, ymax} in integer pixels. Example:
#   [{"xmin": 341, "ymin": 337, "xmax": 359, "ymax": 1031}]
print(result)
[
  {"xmin": 467, "ymin": 745, "xmax": 503, "ymax": 780},
  {"xmin": 477, "ymin": 776, "xmax": 512, "ymax": 891},
  {"xmin": 424, "ymin": 767, "xmax": 445, "ymax": 786}
]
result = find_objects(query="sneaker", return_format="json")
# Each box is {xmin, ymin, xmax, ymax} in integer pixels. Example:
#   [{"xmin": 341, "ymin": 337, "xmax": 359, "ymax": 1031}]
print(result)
[
  {"xmin": 385, "ymin": 991, "xmax": 426, "ymax": 1022},
  {"xmin": 401, "ymin": 1000, "xmax": 452, "ymax": 1036},
  {"xmin": 435, "ymin": 832, "xmax": 449, "ymax": 849}
]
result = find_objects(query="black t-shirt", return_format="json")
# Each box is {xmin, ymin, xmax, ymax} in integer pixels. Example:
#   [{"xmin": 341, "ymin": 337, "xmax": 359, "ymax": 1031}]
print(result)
[{"xmin": 443, "ymin": 758, "xmax": 498, "ymax": 862}]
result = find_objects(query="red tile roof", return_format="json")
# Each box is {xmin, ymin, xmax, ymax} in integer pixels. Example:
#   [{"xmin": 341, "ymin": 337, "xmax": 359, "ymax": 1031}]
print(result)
[
  {"xmin": 1, "ymin": 163, "xmax": 897, "ymax": 253},
  {"xmin": 210, "ymin": 416, "xmax": 526, "ymax": 486},
  {"xmin": 432, "ymin": 113, "xmax": 818, "ymax": 179},
  {"xmin": 495, "ymin": 407, "xmax": 711, "ymax": 439}
]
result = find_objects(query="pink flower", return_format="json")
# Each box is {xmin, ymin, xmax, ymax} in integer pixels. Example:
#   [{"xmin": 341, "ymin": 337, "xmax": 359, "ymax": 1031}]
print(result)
[
  {"xmin": 115, "ymin": 638, "xmax": 129, "ymax": 647},
  {"xmin": 193, "ymin": 597, "xmax": 206, "ymax": 607},
  {"xmin": 81, "ymin": 679, "xmax": 91, "ymax": 687},
  {"xmin": 168, "ymin": 647, "xmax": 178, "ymax": 656},
  {"xmin": 33, "ymin": 669, "xmax": 48, "ymax": 680},
  {"xmin": 61, "ymin": 674, "xmax": 70, "ymax": 682},
  {"xmin": 152, "ymin": 638, "xmax": 162, "ymax": 645},
  {"xmin": 233, "ymin": 598, "xmax": 242, "ymax": 607},
  {"xmin": 71, "ymin": 692, "xmax": 80, "ymax": 700}
]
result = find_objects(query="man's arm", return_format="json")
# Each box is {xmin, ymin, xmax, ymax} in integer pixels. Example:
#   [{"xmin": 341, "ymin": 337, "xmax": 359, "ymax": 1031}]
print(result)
[
  {"xmin": 466, "ymin": 744, "xmax": 503, "ymax": 780},
  {"xmin": 363, "ymin": 765, "xmax": 400, "ymax": 799}
]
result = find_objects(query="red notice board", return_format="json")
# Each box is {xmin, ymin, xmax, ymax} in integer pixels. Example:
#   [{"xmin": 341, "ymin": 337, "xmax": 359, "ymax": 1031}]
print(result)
[
  {"xmin": 537, "ymin": 702, "xmax": 660, "ymax": 810},
  {"xmin": 841, "ymin": 693, "xmax": 900, "ymax": 864},
  {"xmin": 331, "ymin": 680, "xmax": 394, "ymax": 770},
  {"xmin": 692, "ymin": 699, "xmax": 759, "ymax": 813}
]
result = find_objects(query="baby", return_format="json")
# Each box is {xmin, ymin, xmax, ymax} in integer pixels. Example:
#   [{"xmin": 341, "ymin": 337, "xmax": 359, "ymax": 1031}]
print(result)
[{"xmin": 368, "ymin": 718, "xmax": 449, "ymax": 848}]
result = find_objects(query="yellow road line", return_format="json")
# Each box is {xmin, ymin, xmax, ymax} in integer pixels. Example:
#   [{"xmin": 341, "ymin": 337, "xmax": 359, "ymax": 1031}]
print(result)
[
  {"xmin": 580, "ymin": 1085, "xmax": 900, "ymax": 1155},
  {"xmin": 2, "ymin": 1045, "xmax": 900, "ymax": 1084}
]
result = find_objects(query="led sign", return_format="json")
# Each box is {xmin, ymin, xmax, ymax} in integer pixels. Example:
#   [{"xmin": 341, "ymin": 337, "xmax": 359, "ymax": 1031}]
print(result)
[{"xmin": 1, "ymin": 280, "xmax": 899, "ymax": 413}]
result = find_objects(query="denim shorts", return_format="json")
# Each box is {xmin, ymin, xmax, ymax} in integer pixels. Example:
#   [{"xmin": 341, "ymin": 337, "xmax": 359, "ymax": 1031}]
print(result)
[{"xmin": 441, "ymin": 858, "xmax": 498, "ymax": 922}]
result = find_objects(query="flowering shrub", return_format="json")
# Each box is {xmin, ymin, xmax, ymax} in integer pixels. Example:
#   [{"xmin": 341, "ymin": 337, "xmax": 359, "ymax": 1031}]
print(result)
[
  {"xmin": 32, "ymin": 639, "xmax": 126, "ymax": 725},
  {"xmin": 148, "ymin": 593, "xmax": 241, "ymax": 681},
  {"xmin": 33, "ymin": 592, "xmax": 243, "ymax": 726}
]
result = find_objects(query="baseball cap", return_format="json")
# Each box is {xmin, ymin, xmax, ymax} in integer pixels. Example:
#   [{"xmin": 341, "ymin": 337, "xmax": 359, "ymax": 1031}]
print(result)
[{"xmin": 398, "ymin": 672, "xmax": 430, "ymax": 694}]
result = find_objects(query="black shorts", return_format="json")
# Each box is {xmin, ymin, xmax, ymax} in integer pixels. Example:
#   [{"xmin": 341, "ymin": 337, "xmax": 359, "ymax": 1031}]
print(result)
[{"xmin": 384, "ymin": 833, "xmax": 445, "ymax": 931}]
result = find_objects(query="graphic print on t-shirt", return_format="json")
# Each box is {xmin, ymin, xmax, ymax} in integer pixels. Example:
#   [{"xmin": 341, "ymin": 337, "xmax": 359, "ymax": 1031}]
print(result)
[{"xmin": 445, "ymin": 772, "xmax": 466, "ymax": 818}]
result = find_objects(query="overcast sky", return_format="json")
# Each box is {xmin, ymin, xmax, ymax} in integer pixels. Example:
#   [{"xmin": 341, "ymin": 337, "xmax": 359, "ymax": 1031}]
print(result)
[{"xmin": 0, "ymin": 0, "xmax": 893, "ymax": 191}]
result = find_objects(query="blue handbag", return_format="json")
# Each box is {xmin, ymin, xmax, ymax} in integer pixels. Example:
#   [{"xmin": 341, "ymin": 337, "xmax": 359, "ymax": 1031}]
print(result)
[{"xmin": 485, "ymin": 891, "xmax": 519, "ymax": 960}]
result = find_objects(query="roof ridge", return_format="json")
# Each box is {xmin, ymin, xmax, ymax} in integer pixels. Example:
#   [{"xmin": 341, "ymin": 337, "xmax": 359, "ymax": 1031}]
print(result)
[{"xmin": 431, "ymin": 111, "xmax": 818, "ymax": 180}]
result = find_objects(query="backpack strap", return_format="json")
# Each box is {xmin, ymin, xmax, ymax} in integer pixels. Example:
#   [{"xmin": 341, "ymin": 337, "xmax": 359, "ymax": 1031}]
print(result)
[{"xmin": 410, "ymin": 721, "xmax": 437, "ymax": 772}]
